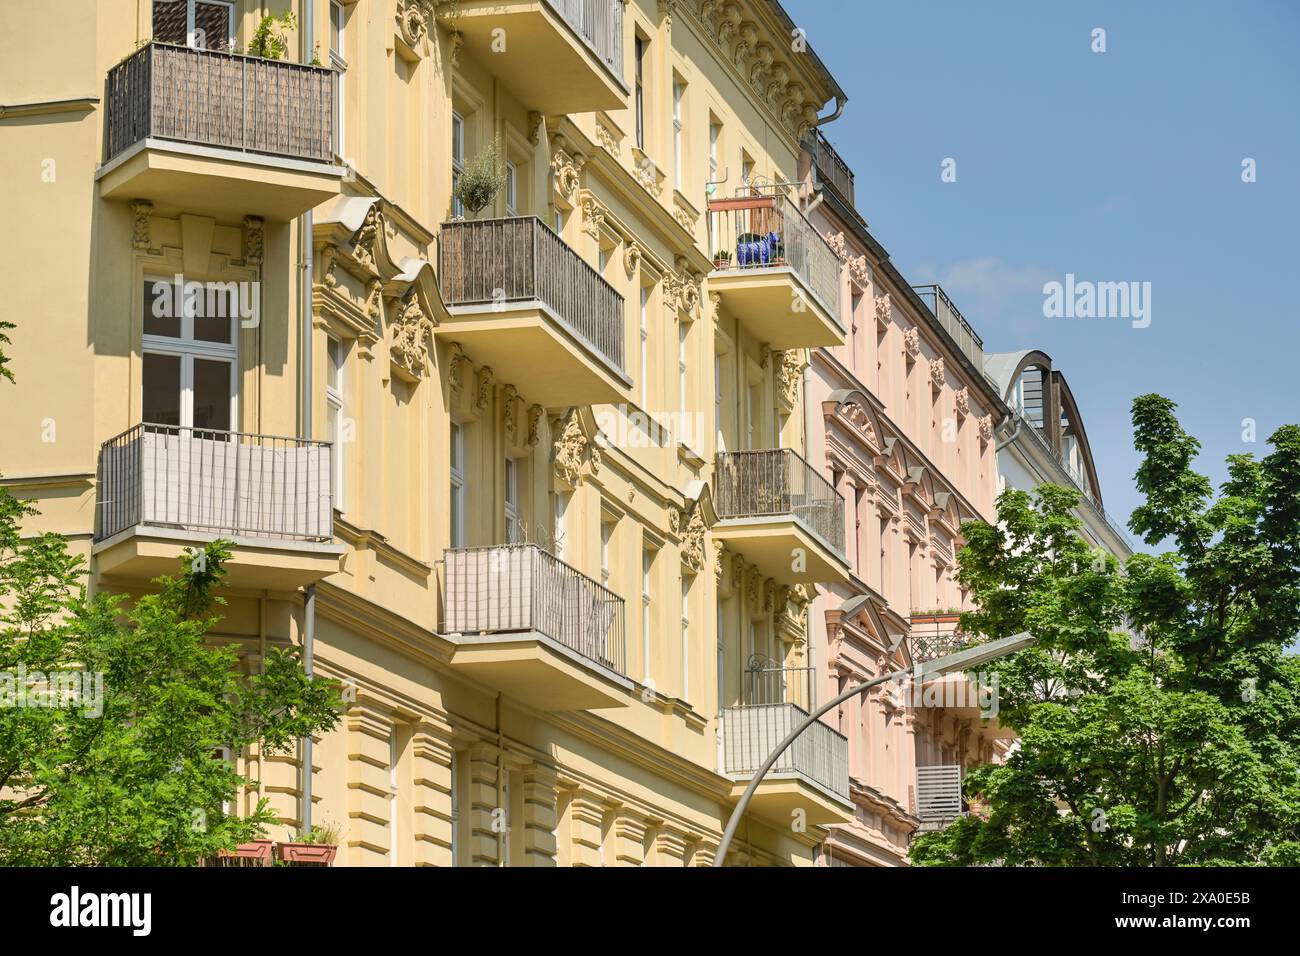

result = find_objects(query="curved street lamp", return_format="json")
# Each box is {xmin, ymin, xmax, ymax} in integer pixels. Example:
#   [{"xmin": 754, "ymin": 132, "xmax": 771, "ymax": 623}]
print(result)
[{"xmin": 713, "ymin": 631, "xmax": 1036, "ymax": 866}]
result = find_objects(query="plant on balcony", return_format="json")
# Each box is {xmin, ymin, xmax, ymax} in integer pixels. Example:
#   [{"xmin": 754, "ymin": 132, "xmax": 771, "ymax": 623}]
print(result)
[
  {"xmin": 0, "ymin": 474, "xmax": 344, "ymax": 864},
  {"xmin": 911, "ymin": 394, "xmax": 1300, "ymax": 867},
  {"xmin": 246, "ymin": 10, "xmax": 298, "ymax": 60},
  {"xmin": 712, "ymin": 249, "xmax": 732, "ymax": 269},
  {"xmin": 452, "ymin": 137, "xmax": 507, "ymax": 219},
  {"xmin": 277, "ymin": 821, "xmax": 340, "ymax": 865}
]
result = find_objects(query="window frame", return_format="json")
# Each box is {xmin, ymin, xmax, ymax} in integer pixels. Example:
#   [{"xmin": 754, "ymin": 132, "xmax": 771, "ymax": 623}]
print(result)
[
  {"xmin": 141, "ymin": 274, "xmax": 239, "ymax": 432},
  {"xmin": 326, "ymin": 336, "xmax": 346, "ymax": 513},
  {"xmin": 449, "ymin": 421, "xmax": 466, "ymax": 548}
]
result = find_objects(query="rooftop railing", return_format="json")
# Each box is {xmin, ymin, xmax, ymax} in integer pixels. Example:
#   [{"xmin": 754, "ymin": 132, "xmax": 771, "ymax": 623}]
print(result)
[
  {"xmin": 95, "ymin": 423, "xmax": 334, "ymax": 543},
  {"xmin": 911, "ymin": 284, "xmax": 985, "ymax": 374},
  {"xmin": 438, "ymin": 216, "xmax": 626, "ymax": 374},
  {"xmin": 707, "ymin": 187, "xmax": 843, "ymax": 323},
  {"xmin": 714, "ymin": 448, "xmax": 846, "ymax": 557},
  {"xmin": 103, "ymin": 42, "xmax": 335, "ymax": 165},
  {"xmin": 804, "ymin": 128, "xmax": 855, "ymax": 207},
  {"xmin": 442, "ymin": 543, "xmax": 627, "ymax": 677}
]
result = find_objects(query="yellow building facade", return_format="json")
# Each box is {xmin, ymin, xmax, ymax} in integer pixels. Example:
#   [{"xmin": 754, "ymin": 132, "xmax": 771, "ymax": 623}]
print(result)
[{"xmin": 1, "ymin": 0, "xmax": 889, "ymax": 865}]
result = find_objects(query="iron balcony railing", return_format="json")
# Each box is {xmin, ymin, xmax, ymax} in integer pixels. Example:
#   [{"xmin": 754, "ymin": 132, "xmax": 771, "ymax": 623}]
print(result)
[
  {"xmin": 95, "ymin": 423, "xmax": 334, "ymax": 543},
  {"xmin": 438, "ymin": 216, "xmax": 626, "ymax": 374},
  {"xmin": 722, "ymin": 702, "xmax": 850, "ymax": 802},
  {"xmin": 909, "ymin": 615, "xmax": 971, "ymax": 664},
  {"xmin": 442, "ymin": 543, "xmax": 627, "ymax": 677},
  {"xmin": 915, "ymin": 764, "xmax": 964, "ymax": 826},
  {"xmin": 804, "ymin": 128, "xmax": 855, "ymax": 208},
  {"xmin": 910, "ymin": 283, "xmax": 985, "ymax": 375},
  {"xmin": 707, "ymin": 187, "xmax": 843, "ymax": 323},
  {"xmin": 103, "ymin": 41, "xmax": 336, "ymax": 165},
  {"xmin": 544, "ymin": 0, "xmax": 625, "ymax": 84},
  {"xmin": 714, "ymin": 449, "xmax": 846, "ymax": 556},
  {"xmin": 743, "ymin": 656, "xmax": 814, "ymax": 712}
]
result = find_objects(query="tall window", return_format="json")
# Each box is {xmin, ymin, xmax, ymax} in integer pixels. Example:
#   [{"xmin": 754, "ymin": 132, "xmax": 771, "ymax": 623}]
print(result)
[
  {"xmin": 714, "ymin": 353, "xmax": 725, "ymax": 452},
  {"xmin": 639, "ymin": 285, "xmax": 650, "ymax": 407},
  {"xmin": 142, "ymin": 277, "xmax": 237, "ymax": 431},
  {"xmin": 449, "ymin": 422, "xmax": 465, "ymax": 548},
  {"xmin": 505, "ymin": 160, "xmax": 518, "ymax": 216},
  {"xmin": 152, "ymin": 0, "xmax": 234, "ymax": 51},
  {"xmin": 600, "ymin": 518, "xmax": 613, "ymax": 588},
  {"xmin": 708, "ymin": 120, "xmax": 721, "ymax": 184},
  {"xmin": 330, "ymin": 0, "xmax": 347, "ymax": 157},
  {"xmin": 678, "ymin": 321, "xmax": 688, "ymax": 414},
  {"xmin": 504, "ymin": 457, "xmax": 520, "ymax": 543},
  {"xmin": 680, "ymin": 575, "xmax": 691, "ymax": 700},
  {"xmin": 451, "ymin": 113, "xmax": 466, "ymax": 218},
  {"xmin": 634, "ymin": 36, "xmax": 647, "ymax": 150},
  {"xmin": 326, "ymin": 337, "xmax": 346, "ymax": 512},
  {"xmin": 672, "ymin": 80, "xmax": 684, "ymax": 190},
  {"xmin": 642, "ymin": 547, "xmax": 655, "ymax": 684},
  {"xmin": 554, "ymin": 492, "xmax": 569, "ymax": 559}
]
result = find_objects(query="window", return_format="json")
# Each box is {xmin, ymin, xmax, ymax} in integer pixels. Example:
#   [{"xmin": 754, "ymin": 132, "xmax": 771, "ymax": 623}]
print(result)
[
  {"xmin": 554, "ymin": 492, "xmax": 569, "ymax": 559},
  {"xmin": 708, "ymin": 120, "xmax": 721, "ymax": 185},
  {"xmin": 451, "ymin": 113, "xmax": 466, "ymax": 218},
  {"xmin": 741, "ymin": 153, "xmax": 755, "ymax": 188},
  {"xmin": 504, "ymin": 457, "xmax": 520, "ymax": 544},
  {"xmin": 505, "ymin": 160, "xmax": 518, "ymax": 216},
  {"xmin": 153, "ymin": 1, "xmax": 234, "ymax": 51},
  {"xmin": 600, "ymin": 518, "xmax": 612, "ymax": 588},
  {"xmin": 680, "ymin": 575, "xmax": 691, "ymax": 700},
  {"xmin": 142, "ymin": 277, "xmax": 237, "ymax": 431},
  {"xmin": 330, "ymin": 0, "xmax": 347, "ymax": 157},
  {"xmin": 327, "ymin": 337, "xmax": 346, "ymax": 512},
  {"xmin": 642, "ymin": 547, "xmax": 655, "ymax": 684},
  {"xmin": 672, "ymin": 80, "xmax": 684, "ymax": 190},
  {"xmin": 639, "ymin": 285, "xmax": 650, "ymax": 407},
  {"xmin": 634, "ymin": 36, "xmax": 647, "ymax": 150},
  {"xmin": 714, "ymin": 353, "xmax": 725, "ymax": 452},
  {"xmin": 678, "ymin": 321, "xmax": 688, "ymax": 414},
  {"xmin": 450, "ymin": 422, "xmax": 465, "ymax": 548}
]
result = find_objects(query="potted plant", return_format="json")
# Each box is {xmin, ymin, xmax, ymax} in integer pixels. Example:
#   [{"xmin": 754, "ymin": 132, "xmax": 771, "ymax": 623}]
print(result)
[
  {"xmin": 277, "ymin": 822, "xmax": 340, "ymax": 865},
  {"xmin": 712, "ymin": 249, "xmax": 732, "ymax": 270},
  {"xmin": 452, "ymin": 137, "xmax": 507, "ymax": 220},
  {"xmin": 219, "ymin": 838, "xmax": 273, "ymax": 862},
  {"xmin": 246, "ymin": 11, "xmax": 298, "ymax": 60}
]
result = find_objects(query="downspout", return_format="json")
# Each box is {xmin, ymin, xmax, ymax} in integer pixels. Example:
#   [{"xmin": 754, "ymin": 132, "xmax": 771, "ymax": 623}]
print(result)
[
  {"xmin": 801, "ymin": 349, "xmax": 816, "ymax": 711},
  {"xmin": 300, "ymin": 0, "xmax": 316, "ymax": 836},
  {"xmin": 814, "ymin": 95, "xmax": 846, "ymax": 129}
]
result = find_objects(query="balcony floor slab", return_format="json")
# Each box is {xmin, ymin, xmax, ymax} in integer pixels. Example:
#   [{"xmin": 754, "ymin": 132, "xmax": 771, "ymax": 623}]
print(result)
[
  {"xmin": 726, "ymin": 775, "xmax": 854, "ymax": 828},
  {"xmin": 711, "ymin": 516, "xmax": 849, "ymax": 585},
  {"xmin": 707, "ymin": 268, "xmax": 845, "ymax": 349},
  {"xmin": 444, "ymin": 630, "xmax": 633, "ymax": 711}
]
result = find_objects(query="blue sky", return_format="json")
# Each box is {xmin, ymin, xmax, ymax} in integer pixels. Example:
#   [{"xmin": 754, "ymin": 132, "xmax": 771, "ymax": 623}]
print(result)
[{"xmin": 795, "ymin": 0, "xmax": 1300, "ymax": 550}]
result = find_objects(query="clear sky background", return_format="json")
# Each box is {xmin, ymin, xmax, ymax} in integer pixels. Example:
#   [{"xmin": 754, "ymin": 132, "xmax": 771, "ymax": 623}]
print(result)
[{"xmin": 794, "ymin": 0, "xmax": 1300, "ymax": 551}]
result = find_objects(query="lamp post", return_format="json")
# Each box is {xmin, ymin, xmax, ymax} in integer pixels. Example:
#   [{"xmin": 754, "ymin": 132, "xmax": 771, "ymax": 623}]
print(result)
[{"xmin": 713, "ymin": 631, "xmax": 1036, "ymax": 866}]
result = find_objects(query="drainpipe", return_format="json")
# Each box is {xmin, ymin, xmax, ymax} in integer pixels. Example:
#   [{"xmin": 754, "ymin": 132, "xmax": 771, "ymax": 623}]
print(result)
[
  {"xmin": 995, "ymin": 415, "xmax": 1021, "ymax": 453},
  {"xmin": 801, "ymin": 349, "xmax": 816, "ymax": 710},
  {"xmin": 299, "ymin": 0, "xmax": 316, "ymax": 836}
]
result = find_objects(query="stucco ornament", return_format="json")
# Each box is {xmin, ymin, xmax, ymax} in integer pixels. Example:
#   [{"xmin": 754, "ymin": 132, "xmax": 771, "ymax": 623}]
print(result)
[
  {"xmin": 903, "ymin": 327, "xmax": 921, "ymax": 358},
  {"xmin": 777, "ymin": 350, "xmax": 804, "ymax": 408},
  {"xmin": 714, "ymin": 543, "xmax": 726, "ymax": 586},
  {"xmin": 874, "ymin": 293, "xmax": 891, "ymax": 328},
  {"xmin": 352, "ymin": 206, "xmax": 383, "ymax": 274},
  {"xmin": 551, "ymin": 147, "xmax": 582, "ymax": 205},
  {"xmin": 502, "ymin": 384, "xmax": 519, "ymax": 440},
  {"xmin": 397, "ymin": 0, "xmax": 432, "ymax": 46},
  {"xmin": 848, "ymin": 255, "xmax": 870, "ymax": 289},
  {"xmin": 475, "ymin": 365, "xmax": 493, "ymax": 410},
  {"xmin": 680, "ymin": 502, "xmax": 707, "ymax": 572},
  {"xmin": 581, "ymin": 194, "xmax": 605, "ymax": 241},
  {"xmin": 824, "ymin": 231, "xmax": 849, "ymax": 261},
  {"xmin": 977, "ymin": 414, "xmax": 994, "ymax": 443},
  {"xmin": 447, "ymin": 342, "xmax": 465, "ymax": 393},
  {"xmin": 527, "ymin": 404, "xmax": 544, "ymax": 446},
  {"xmin": 552, "ymin": 409, "xmax": 590, "ymax": 486},
  {"xmin": 130, "ymin": 200, "xmax": 153, "ymax": 251},
  {"xmin": 320, "ymin": 243, "xmax": 339, "ymax": 288},
  {"xmin": 623, "ymin": 243, "xmax": 643, "ymax": 275},
  {"xmin": 929, "ymin": 357, "xmax": 945, "ymax": 390},
  {"xmin": 390, "ymin": 293, "xmax": 434, "ymax": 380},
  {"xmin": 243, "ymin": 216, "xmax": 265, "ymax": 266},
  {"xmin": 955, "ymin": 387, "xmax": 970, "ymax": 418}
]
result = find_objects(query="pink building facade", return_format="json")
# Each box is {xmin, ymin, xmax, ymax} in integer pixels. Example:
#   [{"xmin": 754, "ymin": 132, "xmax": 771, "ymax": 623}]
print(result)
[{"xmin": 799, "ymin": 133, "xmax": 1014, "ymax": 866}]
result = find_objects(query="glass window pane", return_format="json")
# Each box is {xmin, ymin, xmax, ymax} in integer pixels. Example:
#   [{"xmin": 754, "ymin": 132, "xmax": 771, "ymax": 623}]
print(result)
[
  {"xmin": 194, "ymin": 1, "xmax": 232, "ymax": 51},
  {"xmin": 193, "ymin": 358, "xmax": 232, "ymax": 431},
  {"xmin": 331, "ymin": 0, "xmax": 344, "ymax": 56},
  {"xmin": 152, "ymin": 0, "xmax": 186, "ymax": 45},
  {"xmin": 142, "ymin": 352, "xmax": 181, "ymax": 426},
  {"xmin": 143, "ymin": 280, "xmax": 181, "ymax": 338},
  {"xmin": 194, "ymin": 281, "xmax": 237, "ymax": 344},
  {"xmin": 327, "ymin": 338, "xmax": 341, "ymax": 390}
]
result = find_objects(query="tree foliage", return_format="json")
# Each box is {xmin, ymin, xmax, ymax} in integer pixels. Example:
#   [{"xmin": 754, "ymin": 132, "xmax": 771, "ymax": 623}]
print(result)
[
  {"xmin": 0, "ymin": 490, "xmax": 342, "ymax": 865},
  {"xmin": 911, "ymin": 395, "xmax": 1300, "ymax": 866}
]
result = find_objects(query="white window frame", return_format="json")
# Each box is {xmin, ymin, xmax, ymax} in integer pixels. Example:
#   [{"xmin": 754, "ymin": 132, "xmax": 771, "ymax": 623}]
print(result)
[
  {"xmin": 708, "ymin": 121, "xmax": 720, "ymax": 184},
  {"xmin": 451, "ymin": 113, "xmax": 466, "ymax": 218},
  {"xmin": 505, "ymin": 160, "xmax": 518, "ymax": 216},
  {"xmin": 642, "ymin": 548, "xmax": 654, "ymax": 684},
  {"xmin": 678, "ymin": 320, "xmax": 688, "ymax": 414},
  {"xmin": 680, "ymin": 575, "xmax": 691, "ymax": 700},
  {"xmin": 142, "ymin": 274, "xmax": 238, "ymax": 431},
  {"xmin": 159, "ymin": 0, "xmax": 235, "ymax": 51},
  {"xmin": 639, "ymin": 285, "xmax": 650, "ymax": 407},
  {"xmin": 504, "ymin": 457, "xmax": 520, "ymax": 544},
  {"xmin": 330, "ymin": 0, "xmax": 347, "ymax": 158},
  {"xmin": 672, "ymin": 80, "xmax": 684, "ymax": 191},
  {"xmin": 450, "ymin": 422, "xmax": 465, "ymax": 548},
  {"xmin": 554, "ymin": 491, "xmax": 569, "ymax": 559},
  {"xmin": 600, "ymin": 519, "xmax": 612, "ymax": 588},
  {"xmin": 714, "ymin": 353, "xmax": 725, "ymax": 453},
  {"xmin": 326, "ymin": 336, "xmax": 345, "ymax": 513}
]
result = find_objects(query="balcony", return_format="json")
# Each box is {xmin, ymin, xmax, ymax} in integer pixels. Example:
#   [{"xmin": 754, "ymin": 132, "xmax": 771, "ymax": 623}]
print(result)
[
  {"xmin": 805, "ymin": 128, "xmax": 855, "ymax": 208},
  {"xmin": 437, "ymin": 217, "xmax": 630, "ymax": 406},
  {"xmin": 712, "ymin": 449, "xmax": 849, "ymax": 585},
  {"xmin": 910, "ymin": 284, "xmax": 985, "ymax": 375},
  {"xmin": 98, "ymin": 42, "xmax": 342, "ymax": 221},
  {"xmin": 93, "ymin": 424, "xmax": 343, "ymax": 590},
  {"xmin": 441, "ymin": 544, "xmax": 631, "ymax": 711},
  {"xmin": 909, "ymin": 612, "xmax": 969, "ymax": 664},
  {"xmin": 706, "ymin": 189, "xmax": 845, "ymax": 348},
  {"xmin": 721, "ymin": 700, "xmax": 852, "ymax": 827},
  {"xmin": 449, "ymin": 0, "xmax": 627, "ymax": 113}
]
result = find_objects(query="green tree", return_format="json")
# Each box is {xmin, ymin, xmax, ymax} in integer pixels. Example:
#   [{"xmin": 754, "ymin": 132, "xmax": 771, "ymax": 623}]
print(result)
[{"xmin": 911, "ymin": 395, "xmax": 1300, "ymax": 866}]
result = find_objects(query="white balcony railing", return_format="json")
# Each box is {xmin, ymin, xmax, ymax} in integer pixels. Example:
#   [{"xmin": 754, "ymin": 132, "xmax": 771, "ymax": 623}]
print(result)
[{"xmin": 722, "ymin": 702, "xmax": 850, "ymax": 802}]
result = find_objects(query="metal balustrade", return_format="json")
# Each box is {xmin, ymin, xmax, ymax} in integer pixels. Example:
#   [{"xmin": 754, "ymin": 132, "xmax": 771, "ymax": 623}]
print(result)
[
  {"xmin": 438, "ymin": 216, "xmax": 626, "ymax": 374},
  {"xmin": 911, "ymin": 284, "xmax": 985, "ymax": 374},
  {"xmin": 544, "ymin": 0, "xmax": 624, "ymax": 82},
  {"xmin": 722, "ymin": 702, "xmax": 850, "ymax": 802},
  {"xmin": 805, "ymin": 128, "xmax": 855, "ymax": 207},
  {"xmin": 442, "ymin": 544, "xmax": 627, "ymax": 677},
  {"xmin": 104, "ymin": 42, "xmax": 336, "ymax": 165},
  {"xmin": 915, "ymin": 764, "xmax": 964, "ymax": 825},
  {"xmin": 742, "ymin": 656, "xmax": 814, "ymax": 711},
  {"xmin": 96, "ymin": 424, "xmax": 334, "ymax": 543},
  {"xmin": 714, "ymin": 448, "xmax": 846, "ymax": 556},
  {"xmin": 707, "ymin": 187, "xmax": 842, "ymax": 322}
]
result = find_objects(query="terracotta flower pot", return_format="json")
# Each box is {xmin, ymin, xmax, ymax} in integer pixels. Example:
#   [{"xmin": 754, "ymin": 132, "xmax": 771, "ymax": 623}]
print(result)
[
  {"xmin": 276, "ymin": 842, "xmax": 338, "ymax": 865},
  {"xmin": 219, "ymin": 839, "xmax": 273, "ymax": 861}
]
